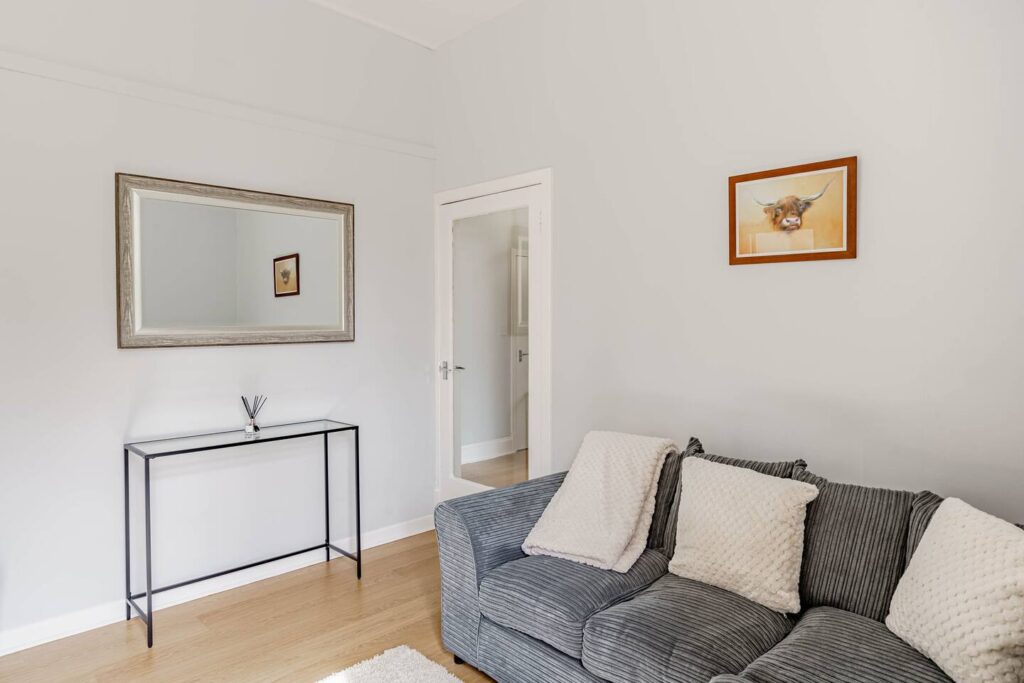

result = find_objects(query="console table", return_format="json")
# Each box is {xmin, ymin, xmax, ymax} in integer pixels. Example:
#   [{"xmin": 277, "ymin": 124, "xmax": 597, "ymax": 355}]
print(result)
[{"xmin": 123, "ymin": 419, "xmax": 360, "ymax": 647}]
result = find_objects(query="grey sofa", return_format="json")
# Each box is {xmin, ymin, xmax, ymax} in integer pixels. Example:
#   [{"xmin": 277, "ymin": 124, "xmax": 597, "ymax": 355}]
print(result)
[{"xmin": 434, "ymin": 441, "xmax": 1003, "ymax": 683}]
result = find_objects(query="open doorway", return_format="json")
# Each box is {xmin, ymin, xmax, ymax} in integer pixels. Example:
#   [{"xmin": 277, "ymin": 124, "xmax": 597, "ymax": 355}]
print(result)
[
  {"xmin": 452, "ymin": 208, "xmax": 529, "ymax": 488},
  {"xmin": 435, "ymin": 169, "xmax": 552, "ymax": 502}
]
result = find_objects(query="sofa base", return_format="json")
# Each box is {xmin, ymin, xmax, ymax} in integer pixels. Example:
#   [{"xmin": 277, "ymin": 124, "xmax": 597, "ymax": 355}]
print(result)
[{"xmin": 477, "ymin": 617, "xmax": 605, "ymax": 683}]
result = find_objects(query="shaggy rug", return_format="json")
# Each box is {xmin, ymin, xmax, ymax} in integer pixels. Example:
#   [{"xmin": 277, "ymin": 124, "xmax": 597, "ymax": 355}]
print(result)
[{"xmin": 318, "ymin": 646, "xmax": 461, "ymax": 682}]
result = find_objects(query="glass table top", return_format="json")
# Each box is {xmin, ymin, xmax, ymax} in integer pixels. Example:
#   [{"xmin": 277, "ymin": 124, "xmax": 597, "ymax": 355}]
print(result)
[{"xmin": 126, "ymin": 419, "xmax": 356, "ymax": 457}]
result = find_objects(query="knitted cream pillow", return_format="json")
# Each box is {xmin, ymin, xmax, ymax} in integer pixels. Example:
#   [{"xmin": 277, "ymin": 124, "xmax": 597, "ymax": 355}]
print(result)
[
  {"xmin": 886, "ymin": 498, "xmax": 1024, "ymax": 683},
  {"xmin": 668, "ymin": 457, "xmax": 818, "ymax": 613}
]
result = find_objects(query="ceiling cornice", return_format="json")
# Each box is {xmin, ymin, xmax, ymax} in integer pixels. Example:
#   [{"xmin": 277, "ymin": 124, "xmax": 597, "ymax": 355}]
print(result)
[{"xmin": 307, "ymin": 0, "xmax": 438, "ymax": 49}]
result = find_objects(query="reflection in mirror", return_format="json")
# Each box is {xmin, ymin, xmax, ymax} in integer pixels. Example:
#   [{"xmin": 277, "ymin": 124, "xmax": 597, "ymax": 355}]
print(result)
[
  {"xmin": 116, "ymin": 174, "xmax": 353, "ymax": 348},
  {"xmin": 452, "ymin": 207, "xmax": 529, "ymax": 489},
  {"xmin": 139, "ymin": 199, "xmax": 340, "ymax": 328}
]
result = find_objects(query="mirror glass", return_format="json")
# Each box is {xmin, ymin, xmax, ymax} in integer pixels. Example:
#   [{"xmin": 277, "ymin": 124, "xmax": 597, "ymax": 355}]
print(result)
[
  {"xmin": 139, "ymin": 198, "xmax": 341, "ymax": 328},
  {"xmin": 117, "ymin": 175, "xmax": 353, "ymax": 347},
  {"xmin": 451, "ymin": 207, "xmax": 530, "ymax": 489}
]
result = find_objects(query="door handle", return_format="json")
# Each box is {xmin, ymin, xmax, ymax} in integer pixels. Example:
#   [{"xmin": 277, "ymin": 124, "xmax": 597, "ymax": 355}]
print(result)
[
  {"xmin": 518, "ymin": 350, "xmax": 529, "ymax": 363},
  {"xmin": 439, "ymin": 361, "xmax": 467, "ymax": 380}
]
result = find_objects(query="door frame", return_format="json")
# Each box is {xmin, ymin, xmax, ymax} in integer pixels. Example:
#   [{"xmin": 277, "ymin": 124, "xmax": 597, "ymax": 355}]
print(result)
[{"xmin": 434, "ymin": 169, "xmax": 553, "ymax": 502}]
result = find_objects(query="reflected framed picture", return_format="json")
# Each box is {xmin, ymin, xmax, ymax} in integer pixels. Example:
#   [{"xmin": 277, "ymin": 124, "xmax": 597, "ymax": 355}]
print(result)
[
  {"xmin": 273, "ymin": 253, "xmax": 300, "ymax": 297},
  {"xmin": 729, "ymin": 156, "xmax": 857, "ymax": 265}
]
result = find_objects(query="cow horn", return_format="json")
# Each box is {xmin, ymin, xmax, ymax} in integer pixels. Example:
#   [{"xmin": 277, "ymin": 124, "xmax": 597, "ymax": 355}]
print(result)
[
  {"xmin": 800, "ymin": 179, "xmax": 833, "ymax": 203},
  {"xmin": 751, "ymin": 195, "xmax": 776, "ymax": 207}
]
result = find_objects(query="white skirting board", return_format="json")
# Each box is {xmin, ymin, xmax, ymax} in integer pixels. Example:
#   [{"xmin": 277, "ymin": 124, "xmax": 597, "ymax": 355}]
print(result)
[
  {"xmin": 460, "ymin": 436, "xmax": 515, "ymax": 464},
  {"xmin": 0, "ymin": 514, "xmax": 435, "ymax": 657}
]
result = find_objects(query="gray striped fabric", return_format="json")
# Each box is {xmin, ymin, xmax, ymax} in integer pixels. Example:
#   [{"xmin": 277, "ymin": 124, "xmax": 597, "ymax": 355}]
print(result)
[
  {"xmin": 434, "ymin": 502, "xmax": 484, "ymax": 668},
  {"xmin": 794, "ymin": 467, "xmax": 914, "ymax": 622},
  {"xmin": 479, "ymin": 549, "xmax": 668, "ymax": 659},
  {"xmin": 648, "ymin": 437, "xmax": 703, "ymax": 552},
  {"xmin": 696, "ymin": 453, "xmax": 808, "ymax": 475},
  {"xmin": 663, "ymin": 452, "xmax": 807, "ymax": 554},
  {"xmin": 905, "ymin": 490, "xmax": 944, "ymax": 566},
  {"xmin": 582, "ymin": 574, "xmax": 794, "ymax": 683},
  {"xmin": 735, "ymin": 606, "xmax": 952, "ymax": 683},
  {"xmin": 478, "ymin": 617, "xmax": 605, "ymax": 683},
  {"xmin": 434, "ymin": 472, "xmax": 567, "ymax": 666},
  {"xmin": 444, "ymin": 471, "xmax": 567, "ymax": 579}
]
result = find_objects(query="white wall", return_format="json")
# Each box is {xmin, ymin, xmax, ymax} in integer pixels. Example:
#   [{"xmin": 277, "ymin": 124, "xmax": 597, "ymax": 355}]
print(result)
[
  {"xmin": 0, "ymin": 0, "xmax": 431, "ymax": 145},
  {"xmin": 235, "ymin": 211, "xmax": 342, "ymax": 326},
  {"xmin": 434, "ymin": 0, "xmax": 1024, "ymax": 522},
  {"xmin": 140, "ymin": 199, "xmax": 240, "ymax": 327},
  {"xmin": 0, "ymin": 0, "xmax": 435, "ymax": 653}
]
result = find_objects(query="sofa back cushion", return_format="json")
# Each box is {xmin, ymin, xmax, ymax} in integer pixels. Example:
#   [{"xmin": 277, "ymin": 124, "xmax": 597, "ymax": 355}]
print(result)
[
  {"xmin": 795, "ymin": 466, "xmax": 914, "ymax": 622},
  {"xmin": 660, "ymin": 448, "xmax": 807, "ymax": 554},
  {"xmin": 905, "ymin": 490, "xmax": 945, "ymax": 566},
  {"xmin": 647, "ymin": 437, "xmax": 703, "ymax": 552}
]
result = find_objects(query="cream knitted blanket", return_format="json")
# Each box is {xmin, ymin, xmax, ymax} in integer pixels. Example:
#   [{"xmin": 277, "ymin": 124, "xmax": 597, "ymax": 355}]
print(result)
[{"xmin": 522, "ymin": 431, "xmax": 676, "ymax": 572}]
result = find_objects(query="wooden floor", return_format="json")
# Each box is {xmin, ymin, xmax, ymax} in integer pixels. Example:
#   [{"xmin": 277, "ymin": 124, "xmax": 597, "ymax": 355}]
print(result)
[
  {"xmin": 461, "ymin": 449, "xmax": 528, "ymax": 489},
  {"xmin": 0, "ymin": 532, "xmax": 492, "ymax": 683}
]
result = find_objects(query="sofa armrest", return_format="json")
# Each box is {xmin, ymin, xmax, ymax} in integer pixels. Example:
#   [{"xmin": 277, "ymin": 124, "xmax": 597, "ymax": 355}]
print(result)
[
  {"xmin": 436, "ymin": 472, "xmax": 566, "ymax": 581},
  {"xmin": 434, "ymin": 472, "xmax": 566, "ymax": 664}
]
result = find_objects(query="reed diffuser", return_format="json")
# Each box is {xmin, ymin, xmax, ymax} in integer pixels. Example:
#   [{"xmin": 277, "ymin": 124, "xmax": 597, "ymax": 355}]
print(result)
[{"xmin": 242, "ymin": 395, "xmax": 267, "ymax": 437}]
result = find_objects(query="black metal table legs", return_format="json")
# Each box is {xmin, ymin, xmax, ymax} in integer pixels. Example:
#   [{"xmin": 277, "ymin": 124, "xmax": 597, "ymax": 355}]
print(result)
[
  {"xmin": 355, "ymin": 427, "xmax": 362, "ymax": 579},
  {"xmin": 123, "ymin": 448, "xmax": 154, "ymax": 647},
  {"xmin": 324, "ymin": 432, "xmax": 331, "ymax": 563},
  {"xmin": 123, "ymin": 428, "xmax": 361, "ymax": 647},
  {"xmin": 144, "ymin": 455, "xmax": 153, "ymax": 648},
  {"xmin": 123, "ymin": 448, "xmax": 130, "ymax": 622}
]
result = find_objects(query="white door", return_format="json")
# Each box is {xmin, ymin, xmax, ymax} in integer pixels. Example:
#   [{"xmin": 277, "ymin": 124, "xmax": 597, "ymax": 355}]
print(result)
[
  {"xmin": 511, "ymin": 236, "xmax": 529, "ymax": 453},
  {"xmin": 435, "ymin": 172, "xmax": 552, "ymax": 502}
]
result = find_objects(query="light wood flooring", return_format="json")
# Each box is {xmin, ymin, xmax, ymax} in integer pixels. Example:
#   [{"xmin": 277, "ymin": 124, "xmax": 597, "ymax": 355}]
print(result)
[
  {"xmin": 0, "ymin": 532, "xmax": 492, "ymax": 683},
  {"xmin": 460, "ymin": 449, "xmax": 528, "ymax": 489}
]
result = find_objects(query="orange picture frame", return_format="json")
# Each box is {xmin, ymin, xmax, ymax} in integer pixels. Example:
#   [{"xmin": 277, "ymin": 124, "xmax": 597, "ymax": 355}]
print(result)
[{"xmin": 729, "ymin": 156, "xmax": 857, "ymax": 265}]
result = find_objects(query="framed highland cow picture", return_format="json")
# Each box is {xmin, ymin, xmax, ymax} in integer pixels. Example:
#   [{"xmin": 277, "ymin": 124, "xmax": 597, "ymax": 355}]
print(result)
[
  {"xmin": 729, "ymin": 156, "xmax": 857, "ymax": 265},
  {"xmin": 273, "ymin": 253, "xmax": 300, "ymax": 297}
]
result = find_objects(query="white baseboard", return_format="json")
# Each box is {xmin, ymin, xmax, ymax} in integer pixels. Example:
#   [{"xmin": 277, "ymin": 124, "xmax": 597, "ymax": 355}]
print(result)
[
  {"xmin": 0, "ymin": 514, "xmax": 434, "ymax": 658},
  {"xmin": 460, "ymin": 436, "xmax": 515, "ymax": 464}
]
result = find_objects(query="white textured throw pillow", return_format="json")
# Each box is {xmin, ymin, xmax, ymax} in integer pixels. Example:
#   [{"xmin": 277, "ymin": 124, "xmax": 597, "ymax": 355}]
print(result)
[
  {"xmin": 886, "ymin": 498, "xmax": 1024, "ymax": 683},
  {"xmin": 668, "ymin": 457, "xmax": 818, "ymax": 613}
]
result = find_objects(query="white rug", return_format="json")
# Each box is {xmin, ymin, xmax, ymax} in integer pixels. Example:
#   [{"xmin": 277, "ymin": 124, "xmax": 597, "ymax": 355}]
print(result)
[{"xmin": 318, "ymin": 646, "xmax": 461, "ymax": 682}]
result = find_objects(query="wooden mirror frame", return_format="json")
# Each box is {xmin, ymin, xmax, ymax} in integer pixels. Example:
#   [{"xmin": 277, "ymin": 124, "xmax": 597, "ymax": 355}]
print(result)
[{"xmin": 116, "ymin": 174, "xmax": 354, "ymax": 348}]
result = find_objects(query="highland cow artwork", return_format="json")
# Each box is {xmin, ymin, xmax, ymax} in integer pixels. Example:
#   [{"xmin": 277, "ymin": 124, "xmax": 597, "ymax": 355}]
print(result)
[
  {"xmin": 729, "ymin": 157, "xmax": 857, "ymax": 265},
  {"xmin": 273, "ymin": 253, "xmax": 300, "ymax": 297}
]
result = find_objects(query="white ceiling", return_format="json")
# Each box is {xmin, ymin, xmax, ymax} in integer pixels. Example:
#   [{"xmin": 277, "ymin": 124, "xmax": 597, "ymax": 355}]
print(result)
[{"xmin": 309, "ymin": 0, "xmax": 529, "ymax": 49}]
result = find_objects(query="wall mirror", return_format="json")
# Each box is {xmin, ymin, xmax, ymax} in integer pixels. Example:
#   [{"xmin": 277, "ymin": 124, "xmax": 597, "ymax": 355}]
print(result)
[{"xmin": 116, "ymin": 174, "xmax": 354, "ymax": 348}]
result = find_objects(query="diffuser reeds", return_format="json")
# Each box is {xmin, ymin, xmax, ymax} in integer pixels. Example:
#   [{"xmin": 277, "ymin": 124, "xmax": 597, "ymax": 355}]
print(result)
[{"xmin": 242, "ymin": 395, "xmax": 267, "ymax": 422}]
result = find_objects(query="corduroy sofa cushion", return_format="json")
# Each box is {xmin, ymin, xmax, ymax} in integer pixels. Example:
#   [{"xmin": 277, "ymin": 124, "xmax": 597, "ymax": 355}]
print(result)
[
  {"xmin": 478, "ymin": 617, "xmax": 604, "ymax": 683},
  {"xmin": 736, "ymin": 607, "xmax": 952, "ymax": 683},
  {"xmin": 647, "ymin": 437, "xmax": 703, "ymax": 552},
  {"xmin": 793, "ymin": 466, "xmax": 915, "ymax": 622},
  {"xmin": 478, "ymin": 549, "xmax": 668, "ymax": 659},
  {"xmin": 582, "ymin": 573, "xmax": 793, "ymax": 683},
  {"xmin": 905, "ymin": 490, "xmax": 945, "ymax": 566}
]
